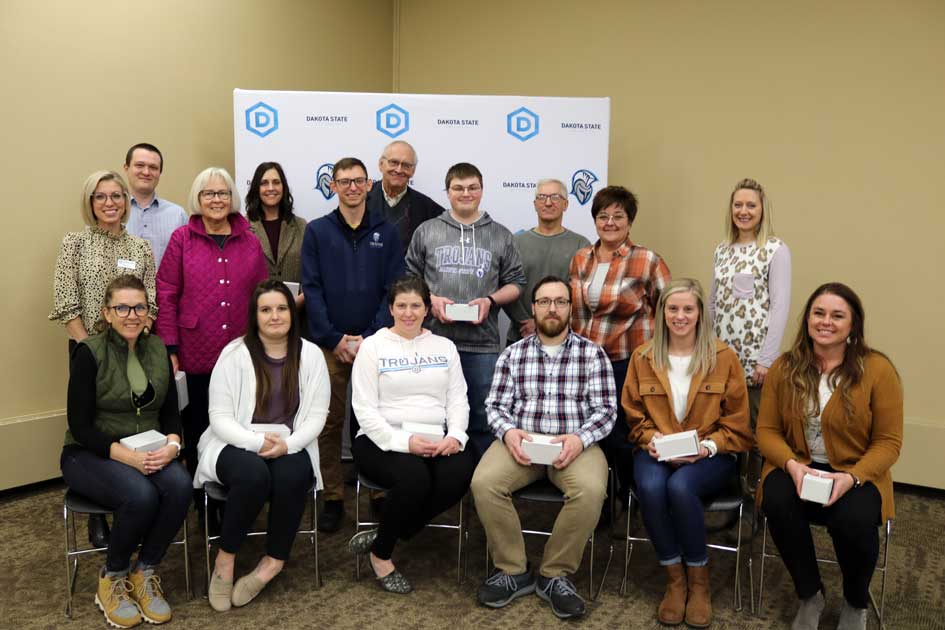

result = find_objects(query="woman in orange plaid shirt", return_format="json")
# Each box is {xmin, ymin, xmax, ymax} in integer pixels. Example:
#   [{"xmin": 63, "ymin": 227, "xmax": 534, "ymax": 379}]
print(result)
[{"xmin": 569, "ymin": 186, "xmax": 671, "ymax": 499}]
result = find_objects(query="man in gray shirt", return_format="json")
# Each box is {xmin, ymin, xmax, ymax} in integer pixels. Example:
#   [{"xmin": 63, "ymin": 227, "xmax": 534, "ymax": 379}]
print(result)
[
  {"xmin": 405, "ymin": 162, "xmax": 526, "ymax": 457},
  {"xmin": 123, "ymin": 143, "xmax": 188, "ymax": 268},
  {"xmin": 504, "ymin": 178, "xmax": 591, "ymax": 346}
]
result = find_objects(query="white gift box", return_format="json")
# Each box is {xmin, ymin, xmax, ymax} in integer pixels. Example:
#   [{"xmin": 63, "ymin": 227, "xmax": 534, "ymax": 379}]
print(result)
[
  {"xmin": 175, "ymin": 370, "xmax": 188, "ymax": 412},
  {"xmin": 401, "ymin": 421, "xmax": 445, "ymax": 443},
  {"xmin": 654, "ymin": 430, "xmax": 700, "ymax": 461},
  {"xmin": 800, "ymin": 473, "xmax": 834, "ymax": 504},
  {"xmin": 522, "ymin": 433, "xmax": 563, "ymax": 466},
  {"xmin": 251, "ymin": 423, "xmax": 292, "ymax": 438},
  {"xmin": 445, "ymin": 303, "xmax": 480, "ymax": 322},
  {"xmin": 284, "ymin": 281, "xmax": 300, "ymax": 296},
  {"xmin": 120, "ymin": 430, "xmax": 167, "ymax": 453}
]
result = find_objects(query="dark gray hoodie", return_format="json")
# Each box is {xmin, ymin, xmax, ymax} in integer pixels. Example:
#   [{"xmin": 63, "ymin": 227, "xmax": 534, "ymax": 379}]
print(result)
[{"xmin": 405, "ymin": 211, "xmax": 525, "ymax": 353}]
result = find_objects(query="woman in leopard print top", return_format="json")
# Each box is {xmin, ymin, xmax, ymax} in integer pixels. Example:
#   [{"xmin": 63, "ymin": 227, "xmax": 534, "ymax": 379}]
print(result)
[
  {"xmin": 709, "ymin": 178, "xmax": 791, "ymax": 427},
  {"xmin": 49, "ymin": 171, "xmax": 157, "ymax": 343}
]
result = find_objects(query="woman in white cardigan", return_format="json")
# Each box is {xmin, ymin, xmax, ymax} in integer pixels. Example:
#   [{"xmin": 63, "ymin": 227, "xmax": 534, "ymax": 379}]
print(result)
[
  {"xmin": 196, "ymin": 280, "xmax": 329, "ymax": 611},
  {"xmin": 347, "ymin": 276, "xmax": 475, "ymax": 594}
]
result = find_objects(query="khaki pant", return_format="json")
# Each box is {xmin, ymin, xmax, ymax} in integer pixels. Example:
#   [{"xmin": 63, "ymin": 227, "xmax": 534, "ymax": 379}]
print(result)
[
  {"xmin": 471, "ymin": 440, "xmax": 607, "ymax": 578},
  {"xmin": 319, "ymin": 348, "xmax": 351, "ymax": 501}
]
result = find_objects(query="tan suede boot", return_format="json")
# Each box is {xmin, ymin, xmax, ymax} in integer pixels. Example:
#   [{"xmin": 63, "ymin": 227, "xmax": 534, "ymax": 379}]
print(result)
[
  {"xmin": 685, "ymin": 564, "xmax": 712, "ymax": 628},
  {"xmin": 657, "ymin": 563, "xmax": 687, "ymax": 625}
]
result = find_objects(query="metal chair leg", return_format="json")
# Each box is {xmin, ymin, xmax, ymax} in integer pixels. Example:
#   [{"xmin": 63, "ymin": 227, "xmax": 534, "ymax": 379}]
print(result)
[
  {"xmin": 354, "ymin": 479, "xmax": 362, "ymax": 581},
  {"xmin": 456, "ymin": 497, "xmax": 464, "ymax": 584},
  {"xmin": 64, "ymin": 504, "xmax": 75, "ymax": 619},
  {"xmin": 204, "ymin": 492, "xmax": 211, "ymax": 597},
  {"xmin": 620, "ymin": 490, "xmax": 633, "ymax": 596},
  {"xmin": 313, "ymin": 489, "xmax": 322, "ymax": 588},
  {"xmin": 182, "ymin": 517, "xmax": 192, "ymax": 599},
  {"xmin": 757, "ymin": 516, "xmax": 768, "ymax": 615},
  {"xmin": 588, "ymin": 532, "xmax": 595, "ymax": 601}
]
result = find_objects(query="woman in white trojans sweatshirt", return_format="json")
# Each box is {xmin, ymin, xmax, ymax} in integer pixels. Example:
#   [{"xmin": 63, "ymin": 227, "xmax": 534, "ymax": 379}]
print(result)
[{"xmin": 348, "ymin": 276, "xmax": 474, "ymax": 593}]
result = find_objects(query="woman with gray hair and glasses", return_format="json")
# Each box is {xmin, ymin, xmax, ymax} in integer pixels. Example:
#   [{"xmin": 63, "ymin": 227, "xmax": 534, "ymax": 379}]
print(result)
[{"xmin": 155, "ymin": 167, "xmax": 268, "ymax": 529}]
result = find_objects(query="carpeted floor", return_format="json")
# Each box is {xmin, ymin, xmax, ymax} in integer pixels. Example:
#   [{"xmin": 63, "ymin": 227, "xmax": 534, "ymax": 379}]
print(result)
[{"xmin": 3, "ymin": 466, "xmax": 942, "ymax": 629}]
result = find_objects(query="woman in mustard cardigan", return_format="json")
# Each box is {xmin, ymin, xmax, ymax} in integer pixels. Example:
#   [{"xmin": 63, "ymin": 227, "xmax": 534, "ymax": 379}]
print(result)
[
  {"xmin": 623, "ymin": 278, "xmax": 753, "ymax": 628},
  {"xmin": 757, "ymin": 282, "xmax": 902, "ymax": 630}
]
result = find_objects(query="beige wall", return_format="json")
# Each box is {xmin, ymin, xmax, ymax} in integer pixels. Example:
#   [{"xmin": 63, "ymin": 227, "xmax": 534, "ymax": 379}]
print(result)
[
  {"xmin": 394, "ymin": 0, "xmax": 945, "ymax": 486},
  {"xmin": 0, "ymin": 0, "xmax": 393, "ymax": 489}
]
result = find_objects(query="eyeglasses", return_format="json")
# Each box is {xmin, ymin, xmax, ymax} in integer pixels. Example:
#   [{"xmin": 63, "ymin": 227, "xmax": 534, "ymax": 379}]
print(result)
[
  {"xmin": 92, "ymin": 192, "xmax": 126, "ymax": 204},
  {"xmin": 109, "ymin": 304, "xmax": 148, "ymax": 318},
  {"xmin": 449, "ymin": 184, "xmax": 482, "ymax": 194},
  {"xmin": 535, "ymin": 193, "xmax": 566, "ymax": 203},
  {"xmin": 534, "ymin": 298, "xmax": 571, "ymax": 309},
  {"xmin": 199, "ymin": 190, "xmax": 232, "ymax": 200},
  {"xmin": 595, "ymin": 213, "xmax": 628, "ymax": 224},
  {"xmin": 383, "ymin": 158, "xmax": 416, "ymax": 170},
  {"xmin": 334, "ymin": 177, "xmax": 368, "ymax": 188}
]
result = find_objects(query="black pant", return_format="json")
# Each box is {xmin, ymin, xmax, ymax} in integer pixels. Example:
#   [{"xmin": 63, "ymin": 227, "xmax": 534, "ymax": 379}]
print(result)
[
  {"xmin": 181, "ymin": 372, "xmax": 212, "ymax": 479},
  {"xmin": 352, "ymin": 435, "xmax": 476, "ymax": 560},
  {"xmin": 61, "ymin": 447, "xmax": 192, "ymax": 572},
  {"xmin": 215, "ymin": 446, "xmax": 314, "ymax": 561},
  {"xmin": 603, "ymin": 359, "xmax": 634, "ymax": 496},
  {"xmin": 762, "ymin": 466, "xmax": 882, "ymax": 608}
]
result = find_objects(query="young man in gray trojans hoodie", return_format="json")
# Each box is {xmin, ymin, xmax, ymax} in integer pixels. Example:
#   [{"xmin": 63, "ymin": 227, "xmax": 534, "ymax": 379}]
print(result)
[{"xmin": 405, "ymin": 162, "xmax": 526, "ymax": 457}]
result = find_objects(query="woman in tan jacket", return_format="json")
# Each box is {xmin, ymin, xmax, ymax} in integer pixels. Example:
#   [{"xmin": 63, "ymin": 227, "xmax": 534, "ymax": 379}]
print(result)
[
  {"xmin": 623, "ymin": 278, "xmax": 753, "ymax": 628},
  {"xmin": 757, "ymin": 282, "xmax": 902, "ymax": 630}
]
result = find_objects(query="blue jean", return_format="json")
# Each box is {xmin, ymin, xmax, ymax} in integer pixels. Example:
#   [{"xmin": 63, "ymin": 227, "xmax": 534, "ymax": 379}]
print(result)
[
  {"xmin": 459, "ymin": 351, "xmax": 499, "ymax": 459},
  {"xmin": 632, "ymin": 449, "xmax": 736, "ymax": 566},
  {"xmin": 61, "ymin": 447, "xmax": 192, "ymax": 572}
]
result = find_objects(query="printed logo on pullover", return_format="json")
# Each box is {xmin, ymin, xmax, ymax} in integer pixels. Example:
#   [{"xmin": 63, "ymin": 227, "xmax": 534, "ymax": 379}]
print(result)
[
  {"xmin": 433, "ymin": 245, "xmax": 493, "ymax": 276},
  {"xmin": 379, "ymin": 354, "xmax": 449, "ymax": 374}
]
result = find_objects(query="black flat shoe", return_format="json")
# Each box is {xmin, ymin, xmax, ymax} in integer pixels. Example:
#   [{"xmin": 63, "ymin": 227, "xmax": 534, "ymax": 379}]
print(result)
[
  {"xmin": 88, "ymin": 514, "xmax": 110, "ymax": 548},
  {"xmin": 318, "ymin": 500, "xmax": 344, "ymax": 533}
]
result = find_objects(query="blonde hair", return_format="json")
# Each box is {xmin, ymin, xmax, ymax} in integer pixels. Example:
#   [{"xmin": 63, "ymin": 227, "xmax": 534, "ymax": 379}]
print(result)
[
  {"xmin": 187, "ymin": 167, "xmax": 241, "ymax": 216},
  {"xmin": 647, "ymin": 278, "xmax": 717, "ymax": 376},
  {"xmin": 724, "ymin": 178, "xmax": 774, "ymax": 246},
  {"xmin": 80, "ymin": 171, "xmax": 129, "ymax": 226}
]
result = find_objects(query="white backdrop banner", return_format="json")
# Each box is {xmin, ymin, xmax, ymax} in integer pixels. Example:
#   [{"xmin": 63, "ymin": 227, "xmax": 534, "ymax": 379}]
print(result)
[{"xmin": 233, "ymin": 89, "xmax": 609, "ymax": 240}]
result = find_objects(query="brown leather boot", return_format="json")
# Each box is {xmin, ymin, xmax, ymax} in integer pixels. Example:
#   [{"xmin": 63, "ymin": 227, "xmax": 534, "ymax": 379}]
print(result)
[
  {"xmin": 685, "ymin": 564, "xmax": 712, "ymax": 628},
  {"xmin": 657, "ymin": 563, "xmax": 687, "ymax": 625}
]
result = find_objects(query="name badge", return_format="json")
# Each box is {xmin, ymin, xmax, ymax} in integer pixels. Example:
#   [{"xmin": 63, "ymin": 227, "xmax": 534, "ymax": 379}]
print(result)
[{"xmin": 117, "ymin": 258, "xmax": 137, "ymax": 270}]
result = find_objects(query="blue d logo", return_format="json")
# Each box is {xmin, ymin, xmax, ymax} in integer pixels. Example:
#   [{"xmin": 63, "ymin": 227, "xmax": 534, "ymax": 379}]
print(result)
[
  {"xmin": 245, "ymin": 102, "xmax": 278, "ymax": 138},
  {"xmin": 506, "ymin": 107, "xmax": 539, "ymax": 141},
  {"xmin": 376, "ymin": 104, "xmax": 409, "ymax": 138}
]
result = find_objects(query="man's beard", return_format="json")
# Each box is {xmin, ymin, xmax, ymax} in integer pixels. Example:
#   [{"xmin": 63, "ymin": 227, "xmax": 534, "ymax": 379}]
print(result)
[{"xmin": 537, "ymin": 315, "xmax": 568, "ymax": 338}]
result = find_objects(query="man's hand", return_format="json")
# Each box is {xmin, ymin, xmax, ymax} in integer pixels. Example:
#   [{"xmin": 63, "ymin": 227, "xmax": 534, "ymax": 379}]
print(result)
[
  {"xmin": 332, "ymin": 334, "xmax": 362, "ymax": 363},
  {"xmin": 430, "ymin": 294, "xmax": 455, "ymax": 323},
  {"xmin": 551, "ymin": 434, "xmax": 584, "ymax": 469},
  {"xmin": 503, "ymin": 429, "xmax": 532, "ymax": 466},
  {"xmin": 468, "ymin": 297, "xmax": 491, "ymax": 325},
  {"xmin": 518, "ymin": 318, "xmax": 536, "ymax": 338}
]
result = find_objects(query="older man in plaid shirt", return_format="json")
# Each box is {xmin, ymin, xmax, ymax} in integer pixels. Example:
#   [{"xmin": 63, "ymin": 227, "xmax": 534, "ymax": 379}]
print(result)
[{"xmin": 472, "ymin": 275, "xmax": 615, "ymax": 620}]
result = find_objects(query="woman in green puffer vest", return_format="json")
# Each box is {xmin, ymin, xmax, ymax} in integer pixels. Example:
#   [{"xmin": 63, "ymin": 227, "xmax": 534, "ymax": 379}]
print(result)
[{"xmin": 60, "ymin": 275, "xmax": 191, "ymax": 628}]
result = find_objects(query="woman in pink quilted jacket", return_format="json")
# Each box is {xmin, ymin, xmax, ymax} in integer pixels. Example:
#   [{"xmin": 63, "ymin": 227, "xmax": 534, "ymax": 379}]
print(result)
[{"xmin": 156, "ymin": 167, "xmax": 268, "ymax": 526}]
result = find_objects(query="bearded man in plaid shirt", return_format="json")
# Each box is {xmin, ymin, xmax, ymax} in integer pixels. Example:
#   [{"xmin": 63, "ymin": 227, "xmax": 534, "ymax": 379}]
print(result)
[{"xmin": 472, "ymin": 276, "xmax": 615, "ymax": 621}]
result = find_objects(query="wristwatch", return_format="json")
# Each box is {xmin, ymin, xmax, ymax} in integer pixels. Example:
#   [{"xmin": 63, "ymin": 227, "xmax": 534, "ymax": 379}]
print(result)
[
  {"xmin": 848, "ymin": 472, "xmax": 861, "ymax": 488},
  {"xmin": 487, "ymin": 295, "xmax": 498, "ymax": 308},
  {"xmin": 167, "ymin": 440, "xmax": 182, "ymax": 459}
]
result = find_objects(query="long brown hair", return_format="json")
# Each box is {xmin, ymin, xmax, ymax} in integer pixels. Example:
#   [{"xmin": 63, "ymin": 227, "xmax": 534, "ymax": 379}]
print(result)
[
  {"xmin": 782, "ymin": 282, "xmax": 889, "ymax": 421},
  {"xmin": 243, "ymin": 280, "xmax": 301, "ymax": 416}
]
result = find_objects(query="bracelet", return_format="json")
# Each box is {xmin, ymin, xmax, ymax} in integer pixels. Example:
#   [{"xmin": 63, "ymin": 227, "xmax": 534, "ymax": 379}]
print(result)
[
  {"xmin": 167, "ymin": 440, "xmax": 182, "ymax": 458},
  {"xmin": 848, "ymin": 472, "xmax": 861, "ymax": 488},
  {"xmin": 487, "ymin": 295, "xmax": 498, "ymax": 308}
]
